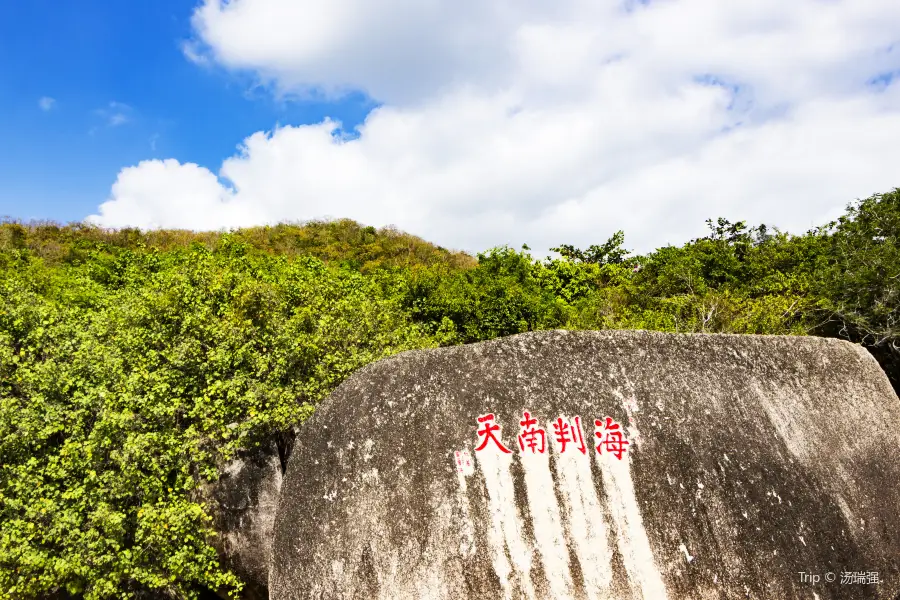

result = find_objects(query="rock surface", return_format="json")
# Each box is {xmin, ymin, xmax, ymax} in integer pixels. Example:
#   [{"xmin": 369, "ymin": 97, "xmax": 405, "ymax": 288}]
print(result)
[
  {"xmin": 271, "ymin": 330, "xmax": 900, "ymax": 599},
  {"xmin": 201, "ymin": 442, "xmax": 284, "ymax": 600}
]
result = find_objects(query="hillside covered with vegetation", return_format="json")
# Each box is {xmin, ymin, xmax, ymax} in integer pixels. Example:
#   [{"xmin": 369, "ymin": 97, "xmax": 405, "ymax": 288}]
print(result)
[{"xmin": 1, "ymin": 190, "xmax": 898, "ymax": 599}]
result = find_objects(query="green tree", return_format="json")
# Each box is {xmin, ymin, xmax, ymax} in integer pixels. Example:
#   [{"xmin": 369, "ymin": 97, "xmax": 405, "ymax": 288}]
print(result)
[{"xmin": 0, "ymin": 241, "xmax": 432, "ymax": 599}]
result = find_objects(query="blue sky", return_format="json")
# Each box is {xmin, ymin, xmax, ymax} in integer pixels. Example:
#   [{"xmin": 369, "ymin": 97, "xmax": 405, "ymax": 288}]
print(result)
[
  {"xmin": 1, "ymin": 0, "xmax": 898, "ymax": 254},
  {"xmin": 0, "ymin": 0, "xmax": 375, "ymax": 223}
]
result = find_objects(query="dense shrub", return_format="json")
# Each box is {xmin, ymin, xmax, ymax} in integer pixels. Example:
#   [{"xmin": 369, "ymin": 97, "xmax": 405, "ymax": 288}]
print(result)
[{"xmin": 0, "ymin": 237, "xmax": 432, "ymax": 598}]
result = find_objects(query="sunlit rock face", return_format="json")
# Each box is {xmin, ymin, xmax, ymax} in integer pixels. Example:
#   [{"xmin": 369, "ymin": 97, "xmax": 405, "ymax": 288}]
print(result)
[{"xmin": 270, "ymin": 330, "xmax": 900, "ymax": 600}]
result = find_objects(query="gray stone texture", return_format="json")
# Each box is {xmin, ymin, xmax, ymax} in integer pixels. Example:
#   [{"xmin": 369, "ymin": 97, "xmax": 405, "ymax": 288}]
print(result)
[
  {"xmin": 201, "ymin": 442, "xmax": 284, "ymax": 600},
  {"xmin": 271, "ymin": 330, "xmax": 900, "ymax": 599}
]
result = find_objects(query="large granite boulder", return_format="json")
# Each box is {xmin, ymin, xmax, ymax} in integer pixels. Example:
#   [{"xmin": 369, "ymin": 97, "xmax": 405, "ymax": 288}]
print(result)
[
  {"xmin": 199, "ymin": 441, "xmax": 285, "ymax": 600},
  {"xmin": 270, "ymin": 330, "xmax": 900, "ymax": 599}
]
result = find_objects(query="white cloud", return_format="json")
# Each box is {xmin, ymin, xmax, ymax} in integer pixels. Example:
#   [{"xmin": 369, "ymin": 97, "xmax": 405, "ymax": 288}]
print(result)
[
  {"xmin": 88, "ymin": 159, "xmax": 263, "ymax": 230},
  {"xmin": 94, "ymin": 101, "xmax": 133, "ymax": 128},
  {"xmin": 108, "ymin": 113, "xmax": 129, "ymax": 127},
  {"xmin": 90, "ymin": 0, "xmax": 900, "ymax": 254},
  {"xmin": 181, "ymin": 40, "xmax": 211, "ymax": 66},
  {"xmin": 38, "ymin": 97, "xmax": 56, "ymax": 111}
]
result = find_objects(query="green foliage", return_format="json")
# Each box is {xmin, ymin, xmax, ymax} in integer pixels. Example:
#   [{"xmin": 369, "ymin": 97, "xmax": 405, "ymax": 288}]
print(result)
[
  {"xmin": 402, "ymin": 220, "xmax": 827, "ymax": 340},
  {"xmin": 600, "ymin": 218, "xmax": 825, "ymax": 334},
  {"xmin": 401, "ymin": 246, "xmax": 569, "ymax": 344},
  {"xmin": 0, "ymin": 238, "xmax": 432, "ymax": 599},
  {"xmin": 818, "ymin": 189, "xmax": 900, "ymax": 344},
  {"xmin": 1, "ymin": 187, "xmax": 899, "ymax": 598},
  {"xmin": 550, "ymin": 230, "xmax": 630, "ymax": 265},
  {"xmin": 0, "ymin": 219, "xmax": 474, "ymax": 273}
]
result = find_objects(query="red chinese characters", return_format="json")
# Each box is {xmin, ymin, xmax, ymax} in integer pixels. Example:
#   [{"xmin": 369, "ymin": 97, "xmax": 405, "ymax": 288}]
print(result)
[
  {"xmin": 475, "ymin": 413, "xmax": 512, "ymax": 453},
  {"xmin": 454, "ymin": 450, "xmax": 474, "ymax": 474},
  {"xmin": 552, "ymin": 416, "xmax": 587, "ymax": 454},
  {"xmin": 518, "ymin": 411, "xmax": 546, "ymax": 453},
  {"xmin": 474, "ymin": 412, "xmax": 629, "ymax": 459},
  {"xmin": 594, "ymin": 416, "xmax": 630, "ymax": 460}
]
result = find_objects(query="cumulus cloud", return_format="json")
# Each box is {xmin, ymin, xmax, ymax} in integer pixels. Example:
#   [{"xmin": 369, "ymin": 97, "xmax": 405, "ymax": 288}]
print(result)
[
  {"xmin": 90, "ymin": 0, "xmax": 900, "ymax": 254},
  {"xmin": 38, "ymin": 97, "xmax": 56, "ymax": 111},
  {"xmin": 88, "ymin": 159, "xmax": 263, "ymax": 230}
]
